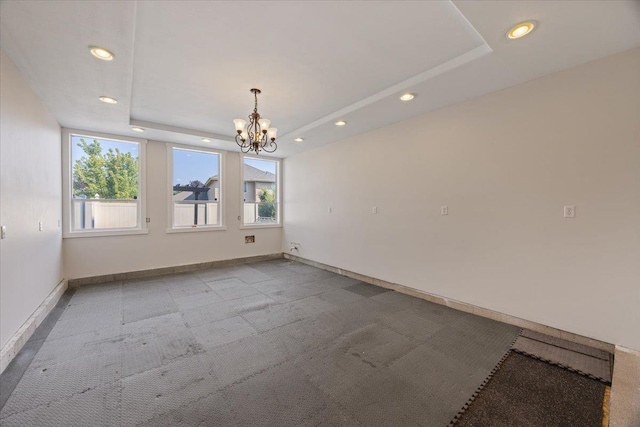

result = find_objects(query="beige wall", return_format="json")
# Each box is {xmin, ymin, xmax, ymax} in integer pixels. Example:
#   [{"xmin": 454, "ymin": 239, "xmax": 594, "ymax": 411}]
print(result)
[
  {"xmin": 0, "ymin": 50, "xmax": 63, "ymax": 349},
  {"xmin": 282, "ymin": 48, "xmax": 640, "ymax": 350},
  {"xmin": 63, "ymin": 142, "xmax": 282, "ymax": 279}
]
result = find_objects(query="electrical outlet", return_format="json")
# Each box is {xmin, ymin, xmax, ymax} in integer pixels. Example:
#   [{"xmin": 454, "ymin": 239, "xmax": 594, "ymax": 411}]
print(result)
[
  {"xmin": 372, "ymin": 206, "xmax": 377, "ymax": 214},
  {"xmin": 328, "ymin": 206, "xmax": 332, "ymax": 213},
  {"xmin": 1, "ymin": 225, "xmax": 6, "ymax": 239},
  {"xmin": 564, "ymin": 205, "xmax": 575, "ymax": 218},
  {"xmin": 39, "ymin": 221, "xmax": 43, "ymax": 231},
  {"xmin": 441, "ymin": 206, "xmax": 448, "ymax": 215},
  {"xmin": 245, "ymin": 235, "xmax": 255, "ymax": 244}
]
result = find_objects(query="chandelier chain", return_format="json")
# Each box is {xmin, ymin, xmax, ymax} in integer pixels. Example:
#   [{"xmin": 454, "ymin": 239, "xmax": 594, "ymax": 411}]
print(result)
[{"xmin": 254, "ymin": 91, "xmax": 259, "ymax": 114}]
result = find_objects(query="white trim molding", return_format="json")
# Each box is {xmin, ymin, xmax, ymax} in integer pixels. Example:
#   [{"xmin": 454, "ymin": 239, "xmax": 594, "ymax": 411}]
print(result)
[
  {"xmin": 283, "ymin": 253, "xmax": 615, "ymax": 353},
  {"xmin": 62, "ymin": 128, "xmax": 148, "ymax": 238},
  {"xmin": 0, "ymin": 279, "xmax": 68, "ymax": 374},
  {"xmin": 68, "ymin": 253, "xmax": 283, "ymax": 287},
  {"xmin": 240, "ymin": 154, "xmax": 282, "ymax": 228},
  {"xmin": 166, "ymin": 143, "xmax": 226, "ymax": 232}
]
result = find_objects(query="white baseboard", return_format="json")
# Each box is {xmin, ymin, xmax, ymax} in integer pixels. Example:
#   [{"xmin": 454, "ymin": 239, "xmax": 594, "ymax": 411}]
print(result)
[
  {"xmin": 285, "ymin": 253, "xmax": 640, "ymax": 423},
  {"xmin": 284, "ymin": 253, "xmax": 614, "ymax": 353},
  {"xmin": 68, "ymin": 253, "xmax": 283, "ymax": 287},
  {"xmin": 0, "ymin": 279, "xmax": 68, "ymax": 374}
]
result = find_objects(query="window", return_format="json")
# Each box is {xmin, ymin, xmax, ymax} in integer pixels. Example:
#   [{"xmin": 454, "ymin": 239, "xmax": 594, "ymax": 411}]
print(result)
[
  {"xmin": 63, "ymin": 130, "xmax": 146, "ymax": 237},
  {"xmin": 169, "ymin": 146, "xmax": 223, "ymax": 231},
  {"xmin": 241, "ymin": 156, "xmax": 280, "ymax": 227}
]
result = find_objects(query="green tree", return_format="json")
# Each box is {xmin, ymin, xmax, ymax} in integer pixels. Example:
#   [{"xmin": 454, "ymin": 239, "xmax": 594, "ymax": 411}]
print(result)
[
  {"xmin": 73, "ymin": 139, "xmax": 138, "ymax": 199},
  {"xmin": 257, "ymin": 188, "xmax": 276, "ymax": 219}
]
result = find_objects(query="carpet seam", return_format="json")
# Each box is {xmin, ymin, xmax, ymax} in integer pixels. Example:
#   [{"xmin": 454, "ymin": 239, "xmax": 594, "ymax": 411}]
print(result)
[
  {"xmin": 519, "ymin": 333, "xmax": 609, "ymax": 361},
  {"xmin": 447, "ymin": 328, "xmax": 522, "ymax": 426},
  {"xmin": 510, "ymin": 348, "xmax": 611, "ymax": 384}
]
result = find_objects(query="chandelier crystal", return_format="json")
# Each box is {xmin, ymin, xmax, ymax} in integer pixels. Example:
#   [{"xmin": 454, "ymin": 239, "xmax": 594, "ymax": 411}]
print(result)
[{"xmin": 233, "ymin": 88, "xmax": 277, "ymax": 154}]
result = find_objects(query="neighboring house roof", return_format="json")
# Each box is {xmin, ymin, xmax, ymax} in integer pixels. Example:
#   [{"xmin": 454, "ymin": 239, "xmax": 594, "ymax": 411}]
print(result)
[
  {"xmin": 172, "ymin": 190, "xmax": 212, "ymax": 201},
  {"xmin": 243, "ymin": 164, "xmax": 276, "ymax": 183},
  {"xmin": 204, "ymin": 175, "xmax": 218, "ymax": 188},
  {"xmin": 172, "ymin": 191, "xmax": 193, "ymax": 201},
  {"xmin": 174, "ymin": 164, "xmax": 274, "ymax": 202},
  {"xmin": 202, "ymin": 165, "xmax": 274, "ymax": 188}
]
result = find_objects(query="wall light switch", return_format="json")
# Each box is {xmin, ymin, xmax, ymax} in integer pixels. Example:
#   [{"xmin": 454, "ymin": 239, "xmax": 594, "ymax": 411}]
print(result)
[
  {"xmin": 372, "ymin": 206, "xmax": 377, "ymax": 214},
  {"xmin": 1, "ymin": 225, "xmax": 6, "ymax": 239},
  {"xmin": 564, "ymin": 205, "xmax": 575, "ymax": 218},
  {"xmin": 58, "ymin": 219, "xmax": 61, "ymax": 228},
  {"xmin": 328, "ymin": 206, "xmax": 332, "ymax": 213},
  {"xmin": 39, "ymin": 221, "xmax": 43, "ymax": 231},
  {"xmin": 441, "ymin": 206, "xmax": 448, "ymax": 215}
]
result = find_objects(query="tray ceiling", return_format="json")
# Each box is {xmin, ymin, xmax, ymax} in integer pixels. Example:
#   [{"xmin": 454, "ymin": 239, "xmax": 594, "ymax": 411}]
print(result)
[{"xmin": 1, "ymin": 0, "xmax": 639, "ymax": 158}]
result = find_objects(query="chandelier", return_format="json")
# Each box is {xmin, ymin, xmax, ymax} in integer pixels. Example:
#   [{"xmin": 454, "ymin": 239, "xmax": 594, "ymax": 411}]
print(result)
[{"xmin": 233, "ymin": 88, "xmax": 277, "ymax": 154}]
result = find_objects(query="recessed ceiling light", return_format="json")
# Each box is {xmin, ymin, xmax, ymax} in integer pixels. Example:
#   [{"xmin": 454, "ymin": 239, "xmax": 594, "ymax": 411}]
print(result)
[
  {"xmin": 335, "ymin": 120, "xmax": 347, "ymax": 127},
  {"xmin": 131, "ymin": 127, "xmax": 145, "ymax": 132},
  {"xmin": 294, "ymin": 137, "xmax": 304, "ymax": 142},
  {"xmin": 400, "ymin": 93, "xmax": 415, "ymax": 101},
  {"xmin": 201, "ymin": 138, "xmax": 211, "ymax": 142},
  {"xmin": 99, "ymin": 96, "xmax": 118, "ymax": 104},
  {"xmin": 507, "ymin": 21, "xmax": 535, "ymax": 39},
  {"xmin": 89, "ymin": 46, "xmax": 114, "ymax": 61}
]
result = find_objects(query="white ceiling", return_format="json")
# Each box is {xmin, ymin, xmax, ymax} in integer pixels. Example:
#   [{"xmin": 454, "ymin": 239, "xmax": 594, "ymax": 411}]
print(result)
[{"xmin": 1, "ymin": 1, "xmax": 639, "ymax": 158}]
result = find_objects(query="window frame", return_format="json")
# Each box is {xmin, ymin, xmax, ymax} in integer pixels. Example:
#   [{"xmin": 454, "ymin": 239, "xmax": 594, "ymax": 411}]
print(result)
[
  {"xmin": 239, "ymin": 154, "xmax": 282, "ymax": 229},
  {"xmin": 166, "ymin": 143, "xmax": 226, "ymax": 233},
  {"xmin": 62, "ymin": 128, "xmax": 148, "ymax": 238}
]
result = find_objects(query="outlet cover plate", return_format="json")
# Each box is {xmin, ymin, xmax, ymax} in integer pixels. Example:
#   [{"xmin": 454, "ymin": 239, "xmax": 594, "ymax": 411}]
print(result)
[{"xmin": 564, "ymin": 205, "xmax": 575, "ymax": 218}]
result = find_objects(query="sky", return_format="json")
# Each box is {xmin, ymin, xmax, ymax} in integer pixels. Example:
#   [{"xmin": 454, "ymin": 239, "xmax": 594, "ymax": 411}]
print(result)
[
  {"xmin": 173, "ymin": 148, "xmax": 219, "ymax": 185},
  {"xmin": 71, "ymin": 135, "xmax": 138, "ymax": 160},
  {"xmin": 244, "ymin": 157, "xmax": 277, "ymax": 174},
  {"xmin": 71, "ymin": 136, "xmax": 277, "ymax": 187}
]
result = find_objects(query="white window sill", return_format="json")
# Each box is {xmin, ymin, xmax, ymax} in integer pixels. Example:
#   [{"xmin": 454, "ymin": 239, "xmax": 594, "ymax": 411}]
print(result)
[
  {"xmin": 239, "ymin": 224, "xmax": 282, "ymax": 230},
  {"xmin": 166, "ymin": 226, "xmax": 227, "ymax": 234},
  {"xmin": 63, "ymin": 228, "xmax": 149, "ymax": 239}
]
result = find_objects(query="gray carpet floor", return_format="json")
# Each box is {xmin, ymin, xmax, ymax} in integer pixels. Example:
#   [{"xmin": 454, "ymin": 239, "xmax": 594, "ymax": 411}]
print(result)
[{"xmin": 0, "ymin": 259, "xmax": 520, "ymax": 426}]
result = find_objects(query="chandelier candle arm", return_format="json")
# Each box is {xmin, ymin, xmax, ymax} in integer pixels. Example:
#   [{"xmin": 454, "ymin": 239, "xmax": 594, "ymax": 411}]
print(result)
[{"xmin": 233, "ymin": 88, "xmax": 277, "ymax": 154}]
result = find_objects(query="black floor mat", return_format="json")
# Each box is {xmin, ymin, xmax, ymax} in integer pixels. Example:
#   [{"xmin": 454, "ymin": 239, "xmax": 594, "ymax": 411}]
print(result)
[{"xmin": 454, "ymin": 352, "xmax": 605, "ymax": 427}]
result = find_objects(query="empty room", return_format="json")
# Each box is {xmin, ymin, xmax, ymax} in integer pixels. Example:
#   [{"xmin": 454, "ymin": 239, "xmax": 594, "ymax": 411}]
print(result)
[{"xmin": 0, "ymin": 1, "xmax": 639, "ymax": 426}]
